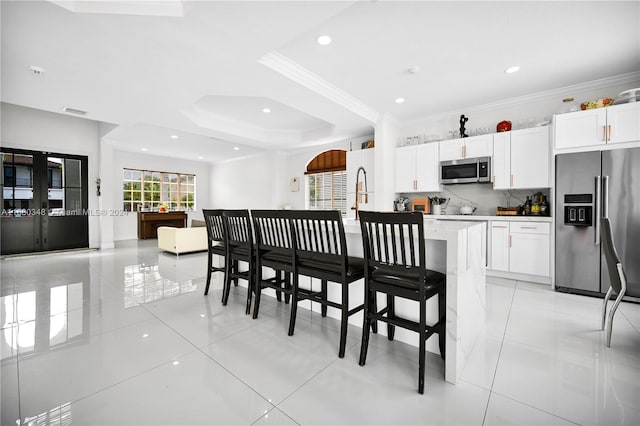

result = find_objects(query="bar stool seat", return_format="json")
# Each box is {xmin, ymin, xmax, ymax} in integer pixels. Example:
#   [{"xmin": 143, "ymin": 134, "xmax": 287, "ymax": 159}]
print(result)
[
  {"xmin": 297, "ymin": 255, "xmax": 365, "ymax": 277},
  {"xmin": 371, "ymin": 266, "xmax": 444, "ymax": 293}
]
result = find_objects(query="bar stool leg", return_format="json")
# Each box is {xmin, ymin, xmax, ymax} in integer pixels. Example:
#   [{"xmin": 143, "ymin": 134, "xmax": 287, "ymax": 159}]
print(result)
[
  {"xmin": 359, "ymin": 287, "xmax": 372, "ymax": 366},
  {"xmin": 321, "ymin": 279, "xmax": 328, "ymax": 317},
  {"xmin": 338, "ymin": 284, "xmax": 348, "ymax": 358},
  {"xmin": 284, "ymin": 272, "xmax": 291, "ymax": 304},
  {"xmin": 253, "ymin": 262, "xmax": 263, "ymax": 319},
  {"xmin": 418, "ymin": 299, "xmax": 427, "ymax": 394},
  {"xmin": 387, "ymin": 294, "xmax": 395, "ymax": 341},
  {"xmin": 371, "ymin": 292, "xmax": 378, "ymax": 334},
  {"xmin": 288, "ymin": 274, "xmax": 299, "ymax": 336},
  {"xmin": 438, "ymin": 287, "xmax": 446, "ymax": 360}
]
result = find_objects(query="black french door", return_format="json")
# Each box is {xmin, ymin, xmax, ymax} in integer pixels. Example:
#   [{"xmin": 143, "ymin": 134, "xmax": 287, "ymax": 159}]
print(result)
[{"xmin": 1, "ymin": 149, "xmax": 89, "ymax": 255}]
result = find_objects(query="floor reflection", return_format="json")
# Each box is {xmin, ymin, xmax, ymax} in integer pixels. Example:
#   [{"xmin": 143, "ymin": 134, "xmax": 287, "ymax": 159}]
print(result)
[
  {"xmin": 1, "ymin": 283, "xmax": 85, "ymax": 360},
  {"xmin": 123, "ymin": 262, "xmax": 197, "ymax": 308},
  {"xmin": 24, "ymin": 401, "xmax": 72, "ymax": 426}
]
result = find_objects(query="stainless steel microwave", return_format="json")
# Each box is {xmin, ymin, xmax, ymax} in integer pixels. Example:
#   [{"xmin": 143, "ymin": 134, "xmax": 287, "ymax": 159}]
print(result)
[{"xmin": 440, "ymin": 156, "xmax": 491, "ymax": 184}]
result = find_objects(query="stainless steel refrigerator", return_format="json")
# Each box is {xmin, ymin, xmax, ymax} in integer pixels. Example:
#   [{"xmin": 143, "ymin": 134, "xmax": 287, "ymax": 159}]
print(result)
[{"xmin": 555, "ymin": 147, "xmax": 640, "ymax": 300}]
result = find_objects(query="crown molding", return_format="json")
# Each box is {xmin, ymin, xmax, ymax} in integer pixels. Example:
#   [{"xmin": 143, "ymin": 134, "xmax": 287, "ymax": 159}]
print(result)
[
  {"xmin": 259, "ymin": 51, "xmax": 379, "ymax": 123},
  {"xmin": 407, "ymin": 71, "xmax": 640, "ymax": 125}
]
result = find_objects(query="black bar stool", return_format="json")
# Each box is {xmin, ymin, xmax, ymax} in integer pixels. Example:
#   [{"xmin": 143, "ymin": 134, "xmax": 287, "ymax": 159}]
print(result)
[
  {"xmin": 358, "ymin": 211, "xmax": 445, "ymax": 394},
  {"xmin": 222, "ymin": 210, "xmax": 255, "ymax": 314},
  {"xmin": 251, "ymin": 210, "xmax": 295, "ymax": 324},
  {"xmin": 289, "ymin": 210, "xmax": 365, "ymax": 358},
  {"xmin": 202, "ymin": 209, "xmax": 227, "ymax": 297}
]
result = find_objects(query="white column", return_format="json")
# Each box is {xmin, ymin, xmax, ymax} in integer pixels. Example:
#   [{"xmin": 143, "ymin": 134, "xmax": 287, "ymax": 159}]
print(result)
[
  {"xmin": 98, "ymin": 124, "xmax": 117, "ymax": 249},
  {"xmin": 374, "ymin": 113, "xmax": 400, "ymax": 211}
]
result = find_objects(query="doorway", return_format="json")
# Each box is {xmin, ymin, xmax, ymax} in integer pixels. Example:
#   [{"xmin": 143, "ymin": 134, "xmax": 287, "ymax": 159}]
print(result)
[{"xmin": 1, "ymin": 149, "xmax": 89, "ymax": 255}]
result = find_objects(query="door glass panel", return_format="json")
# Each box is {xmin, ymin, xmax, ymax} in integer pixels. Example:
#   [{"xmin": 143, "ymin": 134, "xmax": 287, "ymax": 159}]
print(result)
[
  {"xmin": 2, "ymin": 152, "xmax": 34, "ymax": 217},
  {"xmin": 64, "ymin": 158, "xmax": 81, "ymax": 187},
  {"xmin": 47, "ymin": 157, "xmax": 64, "ymax": 215},
  {"xmin": 65, "ymin": 188, "xmax": 82, "ymax": 215}
]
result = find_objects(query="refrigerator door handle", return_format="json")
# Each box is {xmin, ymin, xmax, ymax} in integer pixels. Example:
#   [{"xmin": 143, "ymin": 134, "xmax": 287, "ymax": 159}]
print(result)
[
  {"xmin": 602, "ymin": 176, "xmax": 609, "ymax": 219},
  {"xmin": 595, "ymin": 175, "xmax": 601, "ymax": 246}
]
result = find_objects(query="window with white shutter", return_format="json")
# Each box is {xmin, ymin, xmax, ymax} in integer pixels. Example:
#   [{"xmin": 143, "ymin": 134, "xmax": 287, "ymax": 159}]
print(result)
[{"xmin": 304, "ymin": 150, "xmax": 347, "ymax": 217}]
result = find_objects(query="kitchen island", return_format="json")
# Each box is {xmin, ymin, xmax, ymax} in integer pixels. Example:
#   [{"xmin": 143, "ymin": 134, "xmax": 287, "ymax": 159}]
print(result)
[{"xmin": 242, "ymin": 217, "xmax": 486, "ymax": 384}]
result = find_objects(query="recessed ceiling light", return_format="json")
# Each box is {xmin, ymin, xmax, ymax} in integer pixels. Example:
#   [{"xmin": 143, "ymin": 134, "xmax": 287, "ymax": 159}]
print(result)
[
  {"xmin": 170, "ymin": 134, "xmax": 178, "ymax": 139},
  {"xmin": 233, "ymin": 147, "xmax": 240, "ymax": 151},
  {"xmin": 395, "ymin": 97, "xmax": 405, "ymax": 104},
  {"xmin": 198, "ymin": 156, "xmax": 204, "ymax": 160},
  {"xmin": 262, "ymin": 108, "xmax": 271, "ymax": 113},
  {"xmin": 141, "ymin": 148, "xmax": 148, "ymax": 152},
  {"xmin": 505, "ymin": 66, "xmax": 520, "ymax": 74},
  {"xmin": 316, "ymin": 35, "xmax": 332, "ymax": 46},
  {"xmin": 172, "ymin": 361, "xmax": 180, "ymax": 366}
]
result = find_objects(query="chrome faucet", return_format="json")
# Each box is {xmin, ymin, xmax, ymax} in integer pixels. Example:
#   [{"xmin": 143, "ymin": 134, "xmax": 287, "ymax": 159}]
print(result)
[{"xmin": 352, "ymin": 166, "xmax": 368, "ymax": 220}]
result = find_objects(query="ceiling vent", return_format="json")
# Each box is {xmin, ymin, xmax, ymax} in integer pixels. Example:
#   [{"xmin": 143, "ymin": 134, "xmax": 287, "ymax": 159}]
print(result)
[{"xmin": 63, "ymin": 107, "xmax": 87, "ymax": 116}]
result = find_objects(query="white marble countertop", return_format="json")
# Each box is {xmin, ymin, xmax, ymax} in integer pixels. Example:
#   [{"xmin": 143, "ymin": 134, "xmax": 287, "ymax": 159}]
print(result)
[{"xmin": 343, "ymin": 218, "xmax": 482, "ymax": 241}]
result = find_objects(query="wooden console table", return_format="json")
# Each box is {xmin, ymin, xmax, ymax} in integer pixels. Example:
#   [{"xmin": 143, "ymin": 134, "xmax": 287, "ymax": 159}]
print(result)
[{"xmin": 137, "ymin": 211, "xmax": 187, "ymax": 239}]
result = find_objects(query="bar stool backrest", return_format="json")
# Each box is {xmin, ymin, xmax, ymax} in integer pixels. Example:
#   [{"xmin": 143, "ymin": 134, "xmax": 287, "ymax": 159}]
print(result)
[
  {"xmin": 223, "ymin": 209, "xmax": 253, "ymax": 250},
  {"xmin": 203, "ymin": 209, "xmax": 226, "ymax": 246},
  {"xmin": 359, "ymin": 211, "xmax": 426, "ymax": 283},
  {"xmin": 290, "ymin": 210, "xmax": 347, "ymax": 269},
  {"xmin": 251, "ymin": 210, "xmax": 295, "ymax": 256}
]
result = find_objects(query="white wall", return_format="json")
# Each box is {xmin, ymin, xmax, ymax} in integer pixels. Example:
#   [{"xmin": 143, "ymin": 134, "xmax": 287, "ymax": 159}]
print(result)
[
  {"xmin": 110, "ymin": 149, "xmax": 211, "ymax": 241},
  {"xmin": 1, "ymin": 103, "xmax": 102, "ymax": 248},
  {"xmin": 209, "ymin": 136, "xmax": 373, "ymax": 210}
]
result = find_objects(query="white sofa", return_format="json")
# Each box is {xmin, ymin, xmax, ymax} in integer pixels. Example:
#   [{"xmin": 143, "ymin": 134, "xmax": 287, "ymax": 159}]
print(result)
[{"xmin": 157, "ymin": 225, "xmax": 208, "ymax": 255}]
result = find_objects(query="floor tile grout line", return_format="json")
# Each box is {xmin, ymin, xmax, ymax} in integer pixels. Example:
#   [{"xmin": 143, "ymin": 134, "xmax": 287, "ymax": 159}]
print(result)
[
  {"xmin": 272, "ymin": 354, "xmax": 345, "ymax": 425},
  {"xmin": 488, "ymin": 389, "xmax": 583, "ymax": 426},
  {"xmin": 137, "ymin": 295, "xmax": 291, "ymax": 416},
  {"xmin": 23, "ymin": 347, "xmax": 204, "ymax": 417},
  {"xmin": 481, "ymin": 279, "xmax": 518, "ymax": 426},
  {"xmin": 249, "ymin": 406, "xmax": 302, "ymax": 426},
  {"xmin": 618, "ymin": 308, "xmax": 640, "ymax": 336}
]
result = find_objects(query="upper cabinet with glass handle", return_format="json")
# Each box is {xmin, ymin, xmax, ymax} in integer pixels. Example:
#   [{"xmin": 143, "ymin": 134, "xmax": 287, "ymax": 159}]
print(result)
[{"xmin": 554, "ymin": 102, "xmax": 640, "ymax": 151}]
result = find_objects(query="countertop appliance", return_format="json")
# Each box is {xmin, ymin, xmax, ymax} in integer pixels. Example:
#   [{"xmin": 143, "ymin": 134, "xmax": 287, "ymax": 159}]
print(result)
[
  {"xmin": 555, "ymin": 148, "xmax": 640, "ymax": 300},
  {"xmin": 440, "ymin": 156, "xmax": 491, "ymax": 184},
  {"xmin": 412, "ymin": 197, "xmax": 430, "ymax": 214}
]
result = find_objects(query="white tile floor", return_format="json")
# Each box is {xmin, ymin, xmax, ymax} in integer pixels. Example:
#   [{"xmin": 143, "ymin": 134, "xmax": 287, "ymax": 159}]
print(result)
[{"xmin": 1, "ymin": 239, "xmax": 639, "ymax": 425}]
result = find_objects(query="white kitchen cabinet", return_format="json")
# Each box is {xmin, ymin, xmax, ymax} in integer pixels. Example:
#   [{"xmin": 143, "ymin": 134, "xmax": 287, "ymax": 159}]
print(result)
[
  {"xmin": 607, "ymin": 102, "xmax": 640, "ymax": 144},
  {"xmin": 395, "ymin": 143, "xmax": 441, "ymax": 193},
  {"xmin": 493, "ymin": 126, "xmax": 550, "ymax": 189},
  {"xmin": 489, "ymin": 222, "xmax": 510, "ymax": 272},
  {"xmin": 492, "ymin": 132, "xmax": 511, "ymax": 190},
  {"xmin": 555, "ymin": 102, "xmax": 640, "ymax": 150},
  {"xmin": 489, "ymin": 221, "xmax": 550, "ymax": 277},
  {"xmin": 439, "ymin": 134, "xmax": 493, "ymax": 161}
]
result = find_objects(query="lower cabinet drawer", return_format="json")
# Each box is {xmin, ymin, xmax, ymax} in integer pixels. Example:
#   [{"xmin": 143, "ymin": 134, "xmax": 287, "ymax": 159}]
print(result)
[{"xmin": 510, "ymin": 222, "xmax": 550, "ymax": 234}]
